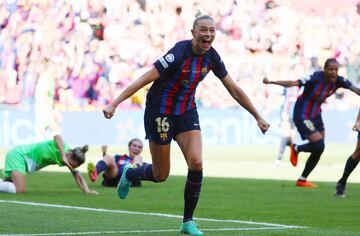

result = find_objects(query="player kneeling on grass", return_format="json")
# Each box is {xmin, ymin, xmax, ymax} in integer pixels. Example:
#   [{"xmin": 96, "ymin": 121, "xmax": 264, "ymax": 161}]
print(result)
[
  {"xmin": 87, "ymin": 138, "xmax": 144, "ymax": 187},
  {"xmin": 0, "ymin": 135, "xmax": 98, "ymax": 194}
]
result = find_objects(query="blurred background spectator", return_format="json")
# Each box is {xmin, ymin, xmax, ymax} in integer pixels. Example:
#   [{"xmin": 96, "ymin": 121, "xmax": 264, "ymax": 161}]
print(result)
[{"xmin": 0, "ymin": 0, "xmax": 359, "ymax": 115}]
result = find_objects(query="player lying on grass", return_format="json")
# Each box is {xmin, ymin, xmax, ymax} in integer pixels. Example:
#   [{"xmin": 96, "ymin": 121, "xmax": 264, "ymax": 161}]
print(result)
[
  {"xmin": 87, "ymin": 138, "xmax": 144, "ymax": 187},
  {"xmin": 0, "ymin": 135, "xmax": 98, "ymax": 194}
]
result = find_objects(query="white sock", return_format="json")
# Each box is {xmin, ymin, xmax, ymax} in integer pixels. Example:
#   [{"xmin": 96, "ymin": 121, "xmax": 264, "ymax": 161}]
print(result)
[
  {"xmin": 299, "ymin": 176, "xmax": 306, "ymax": 181},
  {"xmin": 0, "ymin": 181, "xmax": 16, "ymax": 193}
]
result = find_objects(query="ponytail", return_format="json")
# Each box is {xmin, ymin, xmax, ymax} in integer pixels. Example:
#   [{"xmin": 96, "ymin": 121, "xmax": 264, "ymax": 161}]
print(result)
[{"xmin": 70, "ymin": 145, "xmax": 88, "ymax": 166}]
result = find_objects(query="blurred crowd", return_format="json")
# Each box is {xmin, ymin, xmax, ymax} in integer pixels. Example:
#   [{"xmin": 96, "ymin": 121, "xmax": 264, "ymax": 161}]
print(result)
[{"xmin": 1, "ymin": 0, "xmax": 360, "ymax": 113}]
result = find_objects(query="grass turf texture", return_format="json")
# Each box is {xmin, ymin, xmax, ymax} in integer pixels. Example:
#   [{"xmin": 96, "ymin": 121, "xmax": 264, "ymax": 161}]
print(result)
[{"xmin": 0, "ymin": 171, "xmax": 359, "ymax": 236}]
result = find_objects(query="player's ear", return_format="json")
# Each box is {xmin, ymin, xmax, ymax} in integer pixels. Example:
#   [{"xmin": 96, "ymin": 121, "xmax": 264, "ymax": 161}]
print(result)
[{"xmin": 66, "ymin": 151, "xmax": 72, "ymax": 158}]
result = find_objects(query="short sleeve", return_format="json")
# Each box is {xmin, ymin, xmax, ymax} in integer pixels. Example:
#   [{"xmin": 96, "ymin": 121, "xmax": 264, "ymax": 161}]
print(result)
[
  {"xmin": 337, "ymin": 76, "xmax": 352, "ymax": 89},
  {"xmin": 298, "ymin": 74, "xmax": 312, "ymax": 87},
  {"xmin": 154, "ymin": 43, "xmax": 182, "ymax": 75},
  {"xmin": 211, "ymin": 49, "xmax": 228, "ymax": 79}
]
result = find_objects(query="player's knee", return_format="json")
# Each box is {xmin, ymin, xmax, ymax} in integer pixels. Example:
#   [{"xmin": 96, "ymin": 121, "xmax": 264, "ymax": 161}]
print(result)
[
  {"xmin": 189, "ymin": 161, "xmax": 203, "ymax": 172},
  {"xmin": 311, "ymin": 139, "xmax": 325, "ymax": 154},
  {"xmin": 152, "ymin": 173, "xmax": 168, "ymax": 182},
  {"xmin": 103, "ymin": 155, "xmax": 114, "ymax": 164},
  {"xmin": 15, "ymin": 186, "xmax": 26, "ymax": 193},
  {"xmin": 352, "ymin": 151, "xmax": 360, "ymax": 161}
]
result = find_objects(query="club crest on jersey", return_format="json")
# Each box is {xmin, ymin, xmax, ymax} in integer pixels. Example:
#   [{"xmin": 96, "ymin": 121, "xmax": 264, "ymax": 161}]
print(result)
[
  {"xmin": 201, "ymin": 67, "xmax": 207, "ymax": 76},
  {"xmin": 181, "ymin": 79, "xmax": 189, "ymax": 86},
  {"xmin": 165, "ymin": 54, "xmax": 174, "ymax": 63}
]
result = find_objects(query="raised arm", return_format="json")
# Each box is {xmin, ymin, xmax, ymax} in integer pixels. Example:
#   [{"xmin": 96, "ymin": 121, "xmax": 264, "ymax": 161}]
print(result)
[
  {"xmin": 71, "ymin": 170, "xmax": 98, "ymax": 195},
  {"xmin": 221, "ymin": 74, "xmax": 270, "ymax": 134},
  {"xmin": 263, "ymin": 77, "xmax": 300, "ymax": 87},
  {"xmin": 103, "ymin": 67, "xmax": 160, "ymax": 119},
  {"xmin": 54, "ymin": 135, "xmax": 72, "ymax": 170}
]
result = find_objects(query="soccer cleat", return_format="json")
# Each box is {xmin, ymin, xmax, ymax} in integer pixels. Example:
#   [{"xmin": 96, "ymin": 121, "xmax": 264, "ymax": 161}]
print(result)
[
  {"xmin": 296, "ymin": 180, "xmax": 317, "ymax": 188},
  {"xmin": 87, "ymin": 162, "xmax": 97, "ymax": 182},
  {"xmin": 180, "ymin": 221, "xmax": 203, "ymax": 236},
  {"xmin": 334, "ymin": 182, "xmax": 346, "ymax": 197},
  {"xmin": 289, "ymin": 144, "xmax": 298, "ymax": 167},
  {"xmin": 117, "ymin": 163, "xmax": 133, "ymax": 199}
]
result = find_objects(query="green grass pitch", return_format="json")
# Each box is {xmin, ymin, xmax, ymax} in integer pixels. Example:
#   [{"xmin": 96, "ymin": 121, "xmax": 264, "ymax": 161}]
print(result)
[{"xmin": 0, "ymin": 144, "xmax": 359, "ymax": 235}]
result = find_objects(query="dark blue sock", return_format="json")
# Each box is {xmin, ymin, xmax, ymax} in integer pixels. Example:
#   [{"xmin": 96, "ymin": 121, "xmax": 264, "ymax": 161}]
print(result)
[
  {"xmin": 300, "ymin": 140, "xmax": 325, "ymax": 178},
  {"xmin": 126, "ymin": 163, "xmax": 156, "ymax": 182},
  {"xmin": 183, "ymin": 170, "xmax": 203, "ymax": 223},
  {"xmin": 297, "ymin": 139, "xmax": 325, "ymax": 153},
  {"xmin": 95, "ymin": 160, "xmax": 108, "ymax": 174},
  {"xmin": 339, "ymin": 156, "xmax": 359, "ymax": 185}
]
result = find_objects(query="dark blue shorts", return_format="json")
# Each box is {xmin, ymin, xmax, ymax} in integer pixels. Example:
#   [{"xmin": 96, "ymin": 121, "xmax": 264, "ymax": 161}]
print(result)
[
  {"xmin": 358, "ymin": 131, "xmax": 360, "ymax": 140},
  {"xmin": 293, "ymin": 115, "xmax": 324, "ymax": 140},
  {"xmin": 144, "ymin": 108, "xmax": 201, "ymax": 145}
]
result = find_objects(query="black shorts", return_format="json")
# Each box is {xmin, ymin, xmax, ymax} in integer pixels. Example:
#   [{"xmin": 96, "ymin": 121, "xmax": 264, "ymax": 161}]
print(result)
[
  {"xmin": 293, "ymin": 115, "xmax": 324, "ymax": 140},
  {"xmin": 101, "ymin": 174, "xmax": 120, "ymax": 187},
  {"xmin": 101, "ymin": 173, "xmax": 142, "ymax": 187},
  {"xmin": 144, "ymin": 108, "xmax": 201, "ymax": 145}
]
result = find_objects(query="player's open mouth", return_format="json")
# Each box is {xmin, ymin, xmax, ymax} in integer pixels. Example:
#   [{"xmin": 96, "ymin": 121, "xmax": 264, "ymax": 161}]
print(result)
[{"xmin": 202, "ymin": 39, "xmax": 211, "ymax": 48}]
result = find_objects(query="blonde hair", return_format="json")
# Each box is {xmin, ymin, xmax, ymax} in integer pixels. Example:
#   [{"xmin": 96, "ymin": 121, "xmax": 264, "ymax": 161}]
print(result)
[{"xmin": 192, "ymin": 10, "xmax": 214, "ymax": 29}]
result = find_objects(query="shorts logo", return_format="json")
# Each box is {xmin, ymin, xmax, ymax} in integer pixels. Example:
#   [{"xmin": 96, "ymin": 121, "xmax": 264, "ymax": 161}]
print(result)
[
  {"xmin": 165, "ymin": 54, "xmax": 174, "ymax": 63},
  {"xmin": 303, "ymin": 119, "xmax": 315, "ymax": 132},
  {"xmin": 160, "ymin": 133, "xmax": 168, "ymax": 141}
]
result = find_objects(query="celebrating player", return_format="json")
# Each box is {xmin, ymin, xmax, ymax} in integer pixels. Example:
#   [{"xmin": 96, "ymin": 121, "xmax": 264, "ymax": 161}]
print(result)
[
  {"xmin": 263, "ymin": 58, "xmax": 360, "ymax": 188},
  {"xmin": 103, "ymin": 12, "xmax": 269, "ymax": 236}
]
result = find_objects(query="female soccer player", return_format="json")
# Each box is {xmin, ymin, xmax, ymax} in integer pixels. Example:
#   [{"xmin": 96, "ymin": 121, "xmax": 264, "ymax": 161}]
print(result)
[
  {"xmin": 335, "ymin": 109, "xmax": 360, "ymax": 197},
  {"xmin": 87, "ymin": 138, "xmax": 144, "ymax": 187},
  {"xmin": 263, "ymin": 58, "xmax": 360, "ymax": 188},
  {"xmin": 103, "ymin": 13, "xmax": 269, "ymax": 235},
  {"xmin": 0, "ymin": 135, "xmax": 97, "ymax": 195}
]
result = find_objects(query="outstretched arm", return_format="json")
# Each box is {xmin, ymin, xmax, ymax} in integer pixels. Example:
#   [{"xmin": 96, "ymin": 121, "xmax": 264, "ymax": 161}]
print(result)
[
  {"xmin": 349, "ymin": 85, "xmax": 360, "ymax": 96},
  {"xmin": 103, "ymin": 67, "xmax": 160, "ymax": 119},
  {"xmin": 263, "ymin": 77, "xmax": 300, "ymax": 87},
  {"xmin": 71, "ymin": 170, "xmax": 98, "ymax": 194},
  {"xmin": 221, "ymin": 74, "xmax": 270, "ymax": 134},
  {"xmin": 54, "ymin": 135, "xmax": 72, "ymax": 170}
]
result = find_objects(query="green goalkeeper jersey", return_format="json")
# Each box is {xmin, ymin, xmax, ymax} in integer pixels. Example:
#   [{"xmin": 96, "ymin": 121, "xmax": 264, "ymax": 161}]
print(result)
[{"xmin": 11, "ymin": 140, "xmax": 70, "ymax": 172}]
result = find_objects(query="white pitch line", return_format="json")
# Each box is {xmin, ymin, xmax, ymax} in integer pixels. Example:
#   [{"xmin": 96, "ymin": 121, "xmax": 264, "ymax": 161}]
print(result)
[
  {"xmin": 0, "ymin": 200, "xmax": 307, "ymax": 230},
  {"xmin": 0, "ymin": 227, "xmax": 301, "ymax": 236}
]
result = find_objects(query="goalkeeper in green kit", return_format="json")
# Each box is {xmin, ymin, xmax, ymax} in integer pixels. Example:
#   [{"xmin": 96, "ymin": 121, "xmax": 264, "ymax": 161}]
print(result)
[{"xmin": 0, "ymin": 135, "xmax": 97, "ymax": 194}]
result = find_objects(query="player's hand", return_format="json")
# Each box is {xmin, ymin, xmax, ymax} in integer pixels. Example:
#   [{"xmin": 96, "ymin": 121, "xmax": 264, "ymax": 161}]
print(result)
[
  {"xmin": 263, "ymin": 77, "xmax": 270, "ymax": 84},
  {"xmin": 103, "ymin": 104, "xmax": 116, "ymax": 119},
  {"xmin": 257, "ymin": 118, "xmax": 270, "ymax": 134},
  {"xmin": 86, "ymin": 190, "xmax": 99, "ymax": 195},
  {"xmin": 352, "ymin": 121, "xmax": 360, "ymax": 131}
]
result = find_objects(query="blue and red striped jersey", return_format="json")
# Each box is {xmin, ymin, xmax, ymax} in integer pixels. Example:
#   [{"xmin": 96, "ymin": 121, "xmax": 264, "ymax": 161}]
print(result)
[
  {"xmin": 294, "ymin": 71, "xmax": 352, "ymax": 119},
  {"xmin": 148, "ymin": 40, "xmax": 228, "ymax": 115},
  {"xmin": 114, "ymin": 154, "xmax": 133, "ymax": 175}
]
